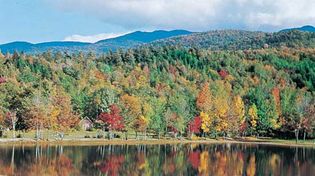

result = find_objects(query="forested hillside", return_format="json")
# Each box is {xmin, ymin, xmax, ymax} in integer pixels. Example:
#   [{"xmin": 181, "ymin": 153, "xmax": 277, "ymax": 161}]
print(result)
[
  {"xmin": 0, "ymin": 46, "xmax": 314, "ymax": 139},
  {"xmin": 153, "ymin": 30, "xmax": 315, "ymax": 50}
]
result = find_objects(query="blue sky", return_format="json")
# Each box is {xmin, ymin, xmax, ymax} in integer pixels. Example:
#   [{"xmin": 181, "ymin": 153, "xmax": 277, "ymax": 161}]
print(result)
[
  {"xmin": 1, "ymin": 0, "xmax": 315, "ymax": 44},
  {"xmin": 0, "ymin": 0, "xmax": 127, "ymax": 43}
]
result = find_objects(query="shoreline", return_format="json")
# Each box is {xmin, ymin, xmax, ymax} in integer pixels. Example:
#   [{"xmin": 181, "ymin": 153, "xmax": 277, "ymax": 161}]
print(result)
[{"xmin": 0, "ymin": 138, "xmax": 315, "ymax": 148}]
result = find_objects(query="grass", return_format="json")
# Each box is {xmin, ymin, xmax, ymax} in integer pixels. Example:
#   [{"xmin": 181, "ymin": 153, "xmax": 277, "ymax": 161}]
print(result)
[{"xmin": 0, "ymin": 130, "xmax": 315, "ymax": 147}]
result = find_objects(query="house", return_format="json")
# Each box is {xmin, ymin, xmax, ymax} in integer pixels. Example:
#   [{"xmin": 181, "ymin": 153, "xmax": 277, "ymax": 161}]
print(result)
[{"xmin": 79, "ymin": 117, "xmax": 94, "ymax": 131}]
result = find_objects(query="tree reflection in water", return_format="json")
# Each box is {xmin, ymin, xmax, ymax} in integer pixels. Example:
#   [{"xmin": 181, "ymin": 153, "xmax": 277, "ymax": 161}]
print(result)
[{"xmin": 0, "ymin": 143, "xmax": 314, "ymax": 176}]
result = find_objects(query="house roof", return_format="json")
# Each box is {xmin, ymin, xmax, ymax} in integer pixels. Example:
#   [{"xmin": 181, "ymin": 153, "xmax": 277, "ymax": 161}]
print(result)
[{"xmin": 79, "ymin": 117, "xmax": 93, "ymax": 124}]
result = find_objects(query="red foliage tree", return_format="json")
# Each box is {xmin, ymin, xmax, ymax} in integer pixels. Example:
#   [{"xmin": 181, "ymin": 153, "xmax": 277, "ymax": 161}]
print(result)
[
  {"xmin": 218, "ymin": 70, "xmax": 229, "ymax": 79},
  {"xmin": 98, "ymin": 104, "xmax": 125, "ymax": 131},
  {"xmin": 0, "ymin": 77, "xmax": 6, "ymax": 84},
  {"xmin": 188, "ymin": 116, "xmax": 202, "ymax": 134}
]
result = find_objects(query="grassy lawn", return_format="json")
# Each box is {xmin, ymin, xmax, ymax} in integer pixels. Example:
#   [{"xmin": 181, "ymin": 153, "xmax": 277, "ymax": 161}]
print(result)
[
  {"xmin": 0, "ymin": 130, "xmax": 162, "ymax": 140},
  {"xmin": 1, "ymin": 130, "xmax": 315, "ymax": 147}
]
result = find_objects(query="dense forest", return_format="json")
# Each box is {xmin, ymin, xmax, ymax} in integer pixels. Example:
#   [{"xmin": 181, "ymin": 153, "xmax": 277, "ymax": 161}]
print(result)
[
  {"xmin": 0, "ymin": 44, "xmax": 314, "ymax": 140},
  {"xmin": 153, "ymin": 30, "xmax": 315, "ymax": 50}
]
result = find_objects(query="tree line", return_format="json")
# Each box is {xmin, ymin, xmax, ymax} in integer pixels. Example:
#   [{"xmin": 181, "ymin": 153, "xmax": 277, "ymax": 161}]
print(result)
[{"xmin": 0, "ymin": 46, "xmax": 314, "ymax": 141}]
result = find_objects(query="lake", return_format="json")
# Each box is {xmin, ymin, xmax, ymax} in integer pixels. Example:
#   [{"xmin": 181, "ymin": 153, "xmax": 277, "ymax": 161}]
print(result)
[{"xmin": 0, "ymin": 143, "xmax": 314, "ymax": 176}]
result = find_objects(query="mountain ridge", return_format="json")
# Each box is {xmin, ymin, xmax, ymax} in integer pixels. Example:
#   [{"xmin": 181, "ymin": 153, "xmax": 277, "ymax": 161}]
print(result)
[
  {"xmin": 151, "ymin": 29, "xmax": 315, "ymax": 50},
  {"xmin": 1, "ymin": 26, "xmax": 315, "ymax": 54},
  {"xmin": 280, "ymin": 25, "xmax": 315, "ymax": 32},
  {"xmin": 0, "ymin": 30, "xmax": 192, "ymax": 54}
]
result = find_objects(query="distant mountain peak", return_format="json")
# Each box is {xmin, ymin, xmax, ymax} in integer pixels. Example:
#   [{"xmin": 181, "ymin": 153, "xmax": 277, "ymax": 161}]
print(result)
[
  {"xmin": 96, "ymin": 29, "xmax": 192, "ymax": 43},
  {"xmin": 280, "ymin": 25, "xmax": 315, "ymax": 32}
]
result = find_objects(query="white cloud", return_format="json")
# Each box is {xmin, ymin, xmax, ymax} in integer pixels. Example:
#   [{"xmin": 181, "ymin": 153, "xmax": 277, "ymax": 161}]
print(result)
[
  {"xmin": 63, "ymin": 32, "xmax": 128, "ymax": 43},
  {"xmin": 49, "ymin": 0, "xmax": 315, "ymax": 31}
]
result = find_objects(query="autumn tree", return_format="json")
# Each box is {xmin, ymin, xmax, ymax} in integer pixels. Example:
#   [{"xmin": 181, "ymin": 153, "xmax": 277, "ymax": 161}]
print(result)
[
  {"xmin": 51, "ymin": 87, "xmax": 79, "ymax": 132},
  {"xmin": 301, "ymin": 98, "xmax": 315, "ymax": 140},
  {"xmin": 164, "ymin": 108, "xmax": 183, "ymax": 137},
  {"xmin": 272, "ymin": 87, "xmax": 281, "ymax": 118},
  {"xmin": 280, "ymin": 87, "xmax": 304, "ymax": 143},
  {"xmin": 148, "ymin": 97, "xmax": 166, "ymax": 138},
  {"xmin": 121, "ymin": 94, "xmax": 142, "ymax": 138},
  {"xmin": 25, "ymin": 92, "xmax": 52, "ymax": 139},
  {"xmin": 196, "ymin": 82, "xmax": 212, "ymax": 113},
  {"xmin": 98, "ymin": 104, "xmax": 124, "ymax": 139},
  {"xmin": 228, "ymin": 95, "xmax": 245, "ymax": 136},
  {"xmin": 0, "ymin": 112, "xmax": 4, "ymax": 131},
  {"xmin": 137, "ymin": 102, "xmax": 152, "ymax": 139},
  {"xmin": 188, "ymin": 116, "xmax": 202, "ymax": 137},
  {"xmin": 167, "ymin": 93, "xmax": 192, "ymax": 137},
  {"xmin": 212, "ymin": 80, "xmax": 230, "ymax": 136},
  {"xmin": 0, "ymin": 77, "xmax": 6, "ymax": 84},
  {"xmin": 200, "ymin": 112, "xmax": 211, "ymax": 136},
  {"xmin": 134, "ymin": 116, "xmax": 149, "ymax": 139},
  {"xmin": 86, "ymin": 88, "xmax": 117, "ymax": 121},
  {"xmin": 248, "ymin": 104, "xmax": 258, "ymax": 136},
  {"xmin": 6, "ymin": 111, "xmax": 17, "ymax": 138}
]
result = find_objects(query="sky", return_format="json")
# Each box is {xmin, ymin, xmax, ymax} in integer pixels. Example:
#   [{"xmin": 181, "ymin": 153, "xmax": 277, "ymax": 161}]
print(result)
[{"xmin": 0, "ymin": 0, "xmax": 315, "ymax": 44}]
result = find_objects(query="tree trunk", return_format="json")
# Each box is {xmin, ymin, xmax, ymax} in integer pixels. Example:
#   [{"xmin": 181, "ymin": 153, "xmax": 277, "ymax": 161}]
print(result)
[
  {"xmin": 39, "ymin": 123, "xmax": 42, "ymax": 140},
  {"xmin": 11, "ymin": 112, "xmax": 17, "ymax": 139},
  {"xmin": 12, "ymin": 122, "xmax": 16, "ymax": 139},
  {"xmin": 135, "ymin": 131, "xmax": 138, "ymax": 139},
  {"xmin": 303, "ymin": 130, "xmax": 306, "ymax": 141},
  {"xmin": 108, "ymin": 130, "xmax": 112, "ymax": 140},
  {"xmin": 125, "ymin": 131, "xmax": 128, "ymax": 140},
  {"xmin": 36, "ymin": 124, "xmax": 39, "ymax": 141},
  {"xmin": 295, "ymin": 129, "xmax": 299, "ymax": 144},
  {"xmin": 144, "ymin": 129, "xmax": 147, "ymax": 140}
]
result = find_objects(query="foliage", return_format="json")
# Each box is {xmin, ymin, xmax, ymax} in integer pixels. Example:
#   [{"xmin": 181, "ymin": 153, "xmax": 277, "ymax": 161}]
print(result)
[
  {"xmin": 98, "ymin": 104, "xmax": 124, "ymax": 131},
  {"xmin": 0, "ymin": 46, "xmax": 314, "ymax": 139},
  {"xmin": 188, "ymin": 116, "xmax": 202, "ymax": 134}
]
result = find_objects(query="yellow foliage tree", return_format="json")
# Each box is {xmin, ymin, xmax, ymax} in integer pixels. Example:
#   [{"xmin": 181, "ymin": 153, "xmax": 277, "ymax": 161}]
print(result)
[
  {"xmin": 248, "ymin": 104, "xmax": 258, "ymax": 134},
  {"xmin": 212, "ymin": 80, "xmax": 231, "ymax": 134},
  {"xmin": 121, "ymin": 94, "xmax": 142, "ymax": 132},
  {"xmin": 137, "ymin": 115, "xmax": 149, "ymax": 132},
  {"xmin": 200, "ymin": 112, "xmax": 211, "ymax": 133},
  {"xmin": 121, "ymin": 94, "xmax": 142, "ymax": 118},
  {"xmin": 233, "ymin": 95, "xmax": 245, "ymax": 122},
  {"xmin": 228, "ymin": 95, "xmax": 245, "ymax": 135}
]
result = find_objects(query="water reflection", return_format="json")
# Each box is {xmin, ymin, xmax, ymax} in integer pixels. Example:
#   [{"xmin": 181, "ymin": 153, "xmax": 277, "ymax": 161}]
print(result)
[{"xmin": 0, "ymin": 143, "xmax": 314, "ymax": 176}]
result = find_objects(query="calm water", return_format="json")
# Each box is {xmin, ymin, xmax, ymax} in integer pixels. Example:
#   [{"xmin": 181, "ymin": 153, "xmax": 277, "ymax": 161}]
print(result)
[{"xmin": 0, "ymin": 143, "xmax": 314, "ymax": 176}]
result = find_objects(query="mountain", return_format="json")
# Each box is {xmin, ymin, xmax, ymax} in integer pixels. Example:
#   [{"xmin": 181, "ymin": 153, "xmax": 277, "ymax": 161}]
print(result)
[
  {"xmin": 2, "ymin": 28, "xmax": 315, "ymax": 54},
  {"xmin": 0, "ymin": 30, "xmax": 192, "ymax": 54},
  {"xmin": 0, "ymin": 41, "xmax": 34, "ymax": 53},
  {"xmin": 151, "ymin": 30, "xmax": 315, "ymax": 50},
  {"xmin": 0, "ymin": 41, "xmax": 90, "ymax": 54},
  {"xmin": 97, "ymin": 30, "xmax": 192, "ymax": 43},
  {"xmin": 91, "ymin": 30, "xmax": 192, "ymax": 52},
  {"xmin": 280, "ymin": 25, "xmax": 315, "ymax": 32}
]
